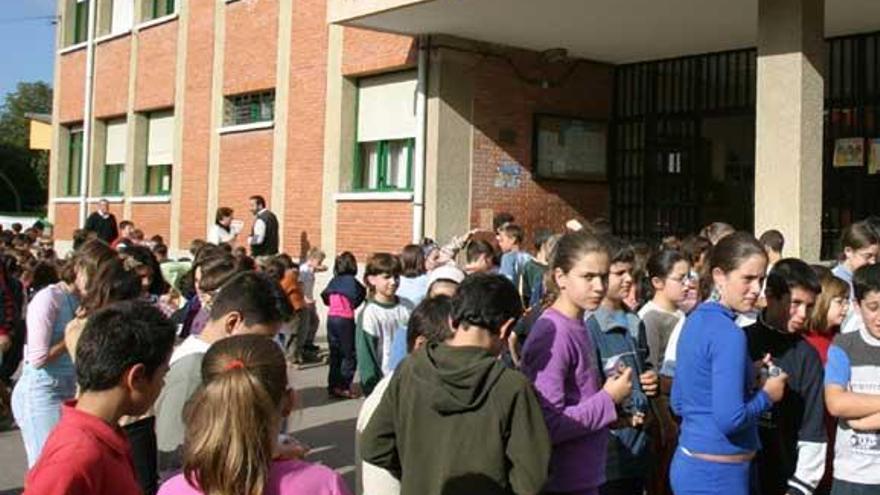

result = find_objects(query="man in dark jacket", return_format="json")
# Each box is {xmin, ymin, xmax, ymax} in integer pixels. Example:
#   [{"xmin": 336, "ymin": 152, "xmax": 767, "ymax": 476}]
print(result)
[
  {"xmin": 247, "ymin": 195, "xmax": 279, "ymax": 257},
  {"xmin": 361, "ymin": 274, "xmax": 551, "ymax": 495},
  {"xmin": 84, "ymin": 199, "xmax": 118, "ymax": 244}
]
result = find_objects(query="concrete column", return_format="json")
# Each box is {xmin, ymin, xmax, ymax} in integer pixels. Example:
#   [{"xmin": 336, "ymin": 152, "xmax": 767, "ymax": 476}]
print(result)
[
  {"xmin": 319, "ymin": 25, "xmax": 346, "ymax": 258},
  {"xmin": 169, "ymin": 0, "xmax": 190, "ymax": 252},
  {"xmin": 754, "ymin": 0, "xmax": 825, "ymax": 260},
  {"xmin": 271, "ymin": 0, "xmax": 294, "ymax": 252}
]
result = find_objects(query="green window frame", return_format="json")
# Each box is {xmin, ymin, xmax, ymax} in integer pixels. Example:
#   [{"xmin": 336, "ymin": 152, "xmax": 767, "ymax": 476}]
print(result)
[
  {"xmin": 66, "ymin": 129, "xmax": 83, "ymax": 197},
  {"xmin": 73, "ymin": 0, "xmax": 89, "ymax": 45},
  {"xmin": 353, "ymin": 138, "xmax": 414, "ymax": 192},
  {"xmin": 149, "ymin": 0, "xmax": 175, "ymax": 20},
  {"xmin": 223, "ymin": 91, "xmax": 275, "ymax": 126},
  {"xmin": 145, "ymin": 165, "xmax": 172, "ymax": 195},
  {"xmin": 103, "ymin": 164, "xmax": 125, "ymax": 195}
]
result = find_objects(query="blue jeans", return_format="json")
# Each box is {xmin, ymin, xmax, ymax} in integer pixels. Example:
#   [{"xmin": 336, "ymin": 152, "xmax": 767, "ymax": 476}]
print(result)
[
  {"xmin": 670, "ymin": 448, "xmax": 750, "ymax": 495},
  {"xmin": 327, "ymin": 316, "xmax": 356, "ymax": 391},
  {"xmin": 11, "ymin": 364, "xmax": 77, "ymax": 467}
]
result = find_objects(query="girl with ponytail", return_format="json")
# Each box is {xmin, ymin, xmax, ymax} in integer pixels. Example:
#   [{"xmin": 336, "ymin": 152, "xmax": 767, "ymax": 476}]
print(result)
[{"xmin": 158, "ymin": 334, "xmax": 350, "ymax": 495}]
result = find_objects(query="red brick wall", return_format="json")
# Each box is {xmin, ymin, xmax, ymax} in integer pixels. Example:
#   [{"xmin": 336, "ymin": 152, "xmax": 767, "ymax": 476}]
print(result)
[
  {"xmin": 342, "ymin": 28, "xmax": 417, "ymax": 76},
  {"xmin": 218, "ymin": 129, "xmax": 274, "ymax": 242},
  {"xmin": 336, "ymin": 201, "xmax": 412, "ymax": 260},
  {"xmin": 93, "ymin": 38, "xmax": 131, "ymax": 118},
  {"xmin": 53, "ymin": 204, "xmax": 81, "ymax": 240},
  {"xmin": 58, "ymin": 50, "xmax": 86, "ymax": 123},
  {"xmin": 284, "ymin": 0, "xmax": 327, "ymax": 260},
  {"xmin": 131, "ymin": 203, "xmax": 171, "ymax": 241},
  {"xmin": 224, "ymin": 0, "xmax": 278, "ymax": 95},
  {"xmin": 135, "ymin": 21, "xmax": 177, "ymax": 112},
  {"xmin": 179, "ymin": 0, "xmax": 215, "ymax": 245},
  {"xmin": 469, "ymin": 49, "xmax": 613, "ymax": 248}
]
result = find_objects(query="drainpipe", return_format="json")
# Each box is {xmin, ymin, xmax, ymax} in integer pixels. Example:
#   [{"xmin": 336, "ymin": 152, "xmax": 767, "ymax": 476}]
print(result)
[
  {"xmin": 411, "ymin": 35, "xmax": 429, "ymax": 243},
  {"xmin": 78, "ymin": 0, "xmax": 98, "ymax": 227}
]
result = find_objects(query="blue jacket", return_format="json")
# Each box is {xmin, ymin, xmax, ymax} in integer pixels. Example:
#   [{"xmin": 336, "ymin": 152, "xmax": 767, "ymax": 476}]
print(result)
[
  {"xmin": 586, "ymin": 307, "xmax": 652, "ymax": 481},
  {"xmin": 320, "ymin": 274, "xmax": 366, "ymax": 310}
]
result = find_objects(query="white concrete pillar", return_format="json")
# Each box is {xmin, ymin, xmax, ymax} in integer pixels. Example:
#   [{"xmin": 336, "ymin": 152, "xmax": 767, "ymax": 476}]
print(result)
[{"xmin": 754, "ymin": 0, "xmax": 825, "ymax": 260}]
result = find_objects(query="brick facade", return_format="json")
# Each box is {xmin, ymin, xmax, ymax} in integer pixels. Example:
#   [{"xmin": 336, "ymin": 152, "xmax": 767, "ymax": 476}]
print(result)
[
  {"xmin": 134, "ymin": 21, "xmax": 177, "ymax": 112},
  {"xmin": 93, "ymin": 38, "xmax": 130, "ymax": 118},
  {"xmin": 58, "ymin": 50, "xmax": 86, "ymax": 124},
  {"xmin": 224, "ymin": 0, "xmax": 278, "ymax": 95},
  {"xmin": 130, "ymin": 203, "xmax": 171, "ymax": 241},
  {"xmin": 218, "ymin": 129, "xmax": 275, "ymax": 243},
  {"xmin": 336, "ymin": 201, "xmax": 413, "ymax": 260}
]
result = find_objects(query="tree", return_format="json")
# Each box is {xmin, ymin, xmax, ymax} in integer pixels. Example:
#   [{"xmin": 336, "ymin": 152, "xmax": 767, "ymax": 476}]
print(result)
[{"xmin": 0, "ymin": 81, "xmax": 52, "ymax": 210}]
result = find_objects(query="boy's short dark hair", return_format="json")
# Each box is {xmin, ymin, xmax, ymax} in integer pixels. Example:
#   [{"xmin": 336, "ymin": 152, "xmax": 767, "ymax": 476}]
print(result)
[
  {"xmin": 334, "ymin": 251, "xmax": 358, "ymax": 276},
  {"xmin": 365, "ymin": 253, "xmax": 402, "ymax": 281},
  {"xmin": 152, "ymin": 243, "xmax": 168, "ymax": 258},
  {"xmin": 499, "ymin": 224, "xmax": 525, "ymax": 245},
  {"xmin": 466, "ymin": 239, "xmax": 496, "ymax": 264},
  {"xmin": 759, "ymin": 229, "xmax": 785, "ymax": 253},
  {"xmin": 76, "ymin": 301, "xmax": 176, "ymax": 392},
  {"xmin": 604, "ymin": 236, "xmax": 635, "ymax": 265},
  {"xmin": 451, "ymin": 274, "xmax": 523, "ymax": 335},
  {"xmin": 681, "ymin": 235, "xmax": 711, "ymax": 266},
  {"xmin": 854, "ymin": 264, "xmax": 880, "ymax": 303},
  {"xmin": 210, "ymin": 271, "xmax": 290, "ymax": 324},
  {"xmin": 119, "ymin": 220, "xmax": 134, "ymax": 230},
  {"xmin": 533, "ymin": 228, "xmax": 552, "ymax": 252},
  {"xmin": 249, "ymin": 195, "xmax": 267, "ymax": 209},
  {"xmin": 765, "ymin": 258, "xmax": 822, "ymax": 299},
  {"xmin": 407, "ymin": 295, "xmax": 454, "ymax": 352},
  {"xmin": 493, "ymin": 212, "xmax": 515, "ymax": 232}
]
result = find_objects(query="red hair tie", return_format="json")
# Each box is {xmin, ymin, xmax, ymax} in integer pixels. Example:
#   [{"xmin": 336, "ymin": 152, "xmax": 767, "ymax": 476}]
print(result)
[{"xmin": 224, "ymin": 359, "xmax": 246, "ymax": 371}]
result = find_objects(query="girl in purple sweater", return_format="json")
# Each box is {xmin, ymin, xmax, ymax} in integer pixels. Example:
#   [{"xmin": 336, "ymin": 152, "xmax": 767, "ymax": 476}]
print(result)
[{"xmin": 521, "ymin": 232, "xmax": 633, "ymax": 495}]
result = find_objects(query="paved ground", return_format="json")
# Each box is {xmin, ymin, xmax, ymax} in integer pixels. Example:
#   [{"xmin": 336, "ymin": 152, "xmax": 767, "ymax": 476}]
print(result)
[{"xmin": 0, "ymin": 361, "xmax": 361, "ymax": 494}]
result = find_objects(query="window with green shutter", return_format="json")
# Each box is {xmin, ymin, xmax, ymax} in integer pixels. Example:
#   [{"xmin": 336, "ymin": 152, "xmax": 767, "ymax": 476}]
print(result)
[
  {"xmin": 66, "ymin": 128, "xmax": 83, "ymax": 197},
  {"xmin": 223, "ymin": 91, "xmax": 275, "ymax": 126},
  {"xmin": 148, "ymin": 0, "xmax": 175, "ymax": 20},
  {"xmin": 72, "ymin": 0, "xmax": 89, "ymax": 45}
]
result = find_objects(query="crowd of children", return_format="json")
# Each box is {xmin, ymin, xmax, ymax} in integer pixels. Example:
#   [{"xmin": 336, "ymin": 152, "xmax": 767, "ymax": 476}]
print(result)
[{"xmin": 2, "ymin": 210, "xmax": 880, "ymax": 495}]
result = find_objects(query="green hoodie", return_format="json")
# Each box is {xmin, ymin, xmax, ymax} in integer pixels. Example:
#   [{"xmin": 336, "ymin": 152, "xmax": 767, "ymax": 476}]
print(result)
[{"xmin": 360, "ymin": 343, "xmax": 551, "ymax": 495}]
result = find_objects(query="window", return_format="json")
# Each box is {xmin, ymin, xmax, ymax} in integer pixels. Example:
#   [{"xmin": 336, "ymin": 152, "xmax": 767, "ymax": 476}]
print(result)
[
  {"xmin": 145, "ymin": 111, "xmax": 173, "ymax": 195},
  {"xmin": 146, "ymin": 0, "xmax": 174, "ymax": 21},
  {"xmin": 66, "ymin": 127, "xmax": 83, "ymax": 196},
  {"xmin": 103, "ymin": 119, "xmax": 127, "ymax": 195},
  {"xmin": 354, "ymin": 71, "xmax": 417, "ymax": 191},
  {"xmin": 533, "ymin": 114, "xmax": 607, "ymax": 181},
  {"xmin": 110, "ymin": 0, "xmax": 133, "ymax": 35},
  {"xmin": 223, "ymin": 91, "xmax": 275, "ymax": 126},
  {"xmin": 72, "ymin": 0, "xmax": 89, "ymax": 44}
]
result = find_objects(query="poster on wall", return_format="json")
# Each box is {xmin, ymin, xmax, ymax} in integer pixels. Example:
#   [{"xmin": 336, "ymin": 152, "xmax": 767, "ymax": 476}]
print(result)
[
  {"xmin": 833, "ymin": 138, "xmax": 865, "ymax": 168},
  {"xmin": 869, "ymin": 139, "xmax": 880, "ymax": 175},
  {"xmin": 534, "ymin": 114, "xmax": 607, "ymax": 180}
]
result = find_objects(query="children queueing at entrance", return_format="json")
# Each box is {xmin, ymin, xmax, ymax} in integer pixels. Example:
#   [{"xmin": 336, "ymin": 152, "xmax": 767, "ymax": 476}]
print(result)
[
  {"xmin": 744, "ymin": 259, "xmax": 827, "ymax": 495},
  {"xmin": 299, "ymin": 248, "xmax": 327, "ymax": 357},
  {"xmin": 361, "ymin": 274, "xmax": 551, "ymax": 495},
  {"xmin": 585, "ymin": 236, "xmax": 659, "ymax": 495},
  {"xmin": 497, "ymin": 223, "xmax": 533, "ymax": 291},
  {"xmin": 824, "ymin": 263, "xmax": 880, "ymax": 494},
  {"xmin": 24, "ymin": 301, "xmax": 176, "ymax": 495},
  {"xmin": 355, "ymin": 253, "xmax": 412, "ymax": 396},
  {"xmin": 157, "ymin": 334, "xmax": 350, "ymax": 495},
  {"xmin": 670, "ymin": 232, "xmax": 788, "ymax": 495},
  {"xmin": 833, "ymin": 221, "xmax": 879, "ymax": 334},
  {"xmin": 520, "ymin": 232, "xmax": 634, "ymax": 494},
  {"xmin": 638, "ymin": 250, "xmax": 690, "ymax": 375},
  {"xmin": 321, "ymin": 252, "xmax": 366, "ymax": 399},
  {"xmin": 805, "ymin": 267, "xmax": 851, "ymax": 364}
]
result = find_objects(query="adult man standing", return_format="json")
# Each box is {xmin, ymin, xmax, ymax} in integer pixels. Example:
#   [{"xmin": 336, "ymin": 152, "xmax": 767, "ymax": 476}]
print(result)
[
  {"xmin": 248, "ymin": 195, "xmax": 279, "ymax": 257},
  {"xmin": 84, "ymin": 199, "xmax": 118, "ymax": 244}
]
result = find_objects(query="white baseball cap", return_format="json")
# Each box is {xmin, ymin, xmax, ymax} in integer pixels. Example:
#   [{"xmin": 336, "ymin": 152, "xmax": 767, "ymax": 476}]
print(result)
[{"xmin": 428, "ymin": 265, "xmax": 466, "ymax": 287}]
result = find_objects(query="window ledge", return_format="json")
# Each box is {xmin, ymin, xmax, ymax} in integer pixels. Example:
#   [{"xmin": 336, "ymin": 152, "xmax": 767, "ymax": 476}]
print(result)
[
  {"xmin": 334, "ymin": 191, "xmax": 413, "ymax": 202},
  {"xmin": 59, "ymin": 42, "xmax": 88, "ymax": 55},
  {"xmin": 95, "ymin": 29, "xmax": 131, "ymax": 45},
  {"xmin": 129, "ymin": 195, "xmax": 171, "ymax": 204},
  {"xmin": 87, "ymin": 196, "xmax": 125, "ymax": 204},
  {"xmin": 225, "ymin": 0, "xmax": 242, "ymax": 4},
  {"xmin": 218, "ymin": 121, "xmax": 274, "ymax": 135},
  {"xmin": 52, "ymin": 197, "xmax": 83, "ymax": 204},
  {"xmin": 135, "ymin": 13, "xmax": 179, "ymax": 32}
]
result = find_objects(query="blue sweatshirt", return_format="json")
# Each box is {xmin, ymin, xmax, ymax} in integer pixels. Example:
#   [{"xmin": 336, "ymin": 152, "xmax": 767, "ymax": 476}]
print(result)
[{"xmin": 671, "ymin": 301, "xmax": 772, "ymax": 455}]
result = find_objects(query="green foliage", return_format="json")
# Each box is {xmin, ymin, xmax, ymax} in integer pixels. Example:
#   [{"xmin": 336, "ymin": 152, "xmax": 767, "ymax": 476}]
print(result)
[{"xmin": 0, "ymin": 81, "xmax": 52, "ymax": 210}]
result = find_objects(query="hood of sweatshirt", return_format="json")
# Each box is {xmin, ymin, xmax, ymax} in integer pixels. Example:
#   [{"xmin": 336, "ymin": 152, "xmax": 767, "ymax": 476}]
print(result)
[{"xmin": 411, "ymin": 343, "xmax": 506, "ymax": 414}]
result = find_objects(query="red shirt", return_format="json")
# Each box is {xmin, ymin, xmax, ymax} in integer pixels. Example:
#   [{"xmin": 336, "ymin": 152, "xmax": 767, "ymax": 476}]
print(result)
[{"xmin": 24, "ymin": 401, "xmax": 141, "ymax": 495}]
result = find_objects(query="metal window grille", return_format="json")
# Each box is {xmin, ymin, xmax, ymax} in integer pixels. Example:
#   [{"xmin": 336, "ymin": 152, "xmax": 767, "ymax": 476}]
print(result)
[{"xmin": 223, "ymin": 91, "xmax": 275, "ymax": 126}]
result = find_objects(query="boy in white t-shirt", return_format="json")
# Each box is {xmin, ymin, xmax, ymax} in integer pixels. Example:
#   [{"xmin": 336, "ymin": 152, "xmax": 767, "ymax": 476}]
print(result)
[{"xmin": 298, "ymin": 248, "xmax": 327, "ymax": 355}]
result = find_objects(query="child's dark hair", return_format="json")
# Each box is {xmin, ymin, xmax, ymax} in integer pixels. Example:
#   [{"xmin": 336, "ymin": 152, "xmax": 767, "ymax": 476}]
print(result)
[
  {"xmin": 120, "ymin": 244, "xmax": 170, "ymax": 296},
  {"xmin": 153, "ymin": 243, "xmax": 169, "ymax": 259},
  {"xmin": 764, "ymin": 258, "xmax": 821, "ymax": 299},
  {"xmin": 699, "ymin": 231, "xmax": 767, "ymax": 300},
  {"xmin": 466, "ymin": 239, "xmax": 496, "ymax": 264},
  {"xmin": 604, "ymin": 236, "xmax": 635, "ymax": 265},
  {"xmin": 681, "ymin": 235, "xmax": 711, "ymax": 266},
  {"xmin": 198, "ymin": 254, "xmax": 243, "ymax": 294},
  {"xmin": 451, "ymin": 274, "xmax": 523, "ymax": 335},
  {"xmin": 364, "ymin": 253, "xmax": 401, "ymax": 291},
  {"xmin": 759, "ymin": 229, "xmax": 785, "ymax": 254},
  {"xmin": 76, "ymin": 301, "xmax": 176, "ymax": 391},
  {"xmin": 499, "ymin": 224, "xmax": 525, "ymax": 245},
  {"xmin": 841, "ymin": 220, "xmax": 880, "ymax": 251},
  {"xmin": 853, "ymin": 264, "xmax": 880, "ymax": 303},
  {"xmin": 400, "ymin": 244, "xmax": 426, "ymax": 278},
  {"xmin": 81, "ymin": 257, "xmax": 143, "ymax": 317},
  {"xmin": 209, "ymin": 271, "xmax": 290, "ymax": 325},
  {"xmin": 493, "ymin": 212, "xmax": 515, "ymax": 232},
  {"xmin": 262, "ymin": 257, "xmax": 288, "ymax": 282},
  {"xmin": 333, "ymin": 251, "xmax": 358, "ymax": 276},
  {"xmin": 542, "ymin": 232, "xmax": 609, "ymax": 308},
  {"xmin": 407, "ymin": 295, "xmax": 453, "ymax": 352},
  {"xmin": 641, "ymin": 249, "xmax": 688, "ymax": 303}
]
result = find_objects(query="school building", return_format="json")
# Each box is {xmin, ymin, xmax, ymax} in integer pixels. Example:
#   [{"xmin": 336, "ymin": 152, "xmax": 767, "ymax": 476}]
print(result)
[{"xmin": 48, "ymin": 0, "xmax": 880, "ymax": 261}]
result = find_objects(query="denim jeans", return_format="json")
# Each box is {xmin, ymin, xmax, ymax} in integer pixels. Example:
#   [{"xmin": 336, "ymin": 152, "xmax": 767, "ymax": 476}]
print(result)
[
  {"xmin": 11, "ymin": 364, "xmax": 77, "ymax": 467},
  {"xmin": 327, "ymin": 316, "xmax": 356, "ymax": 391}
]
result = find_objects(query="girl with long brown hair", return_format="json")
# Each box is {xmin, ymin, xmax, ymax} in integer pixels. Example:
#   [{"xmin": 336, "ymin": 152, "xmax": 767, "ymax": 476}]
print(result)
[{"xmin": 158, "ymin": 334, "xmax": 350, "ymax": 495}]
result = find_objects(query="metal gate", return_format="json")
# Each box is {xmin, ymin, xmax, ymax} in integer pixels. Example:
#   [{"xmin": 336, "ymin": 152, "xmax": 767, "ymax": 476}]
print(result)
[{"xmin": 611, "ymin": 49, "xmax": 756, "ymax": 241}]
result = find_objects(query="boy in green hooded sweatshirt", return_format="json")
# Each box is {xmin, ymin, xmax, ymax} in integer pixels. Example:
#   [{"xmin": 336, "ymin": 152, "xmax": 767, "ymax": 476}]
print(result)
[{"xmin": 360, "ymin": 273, "xmax": 551, "ymax": 495}]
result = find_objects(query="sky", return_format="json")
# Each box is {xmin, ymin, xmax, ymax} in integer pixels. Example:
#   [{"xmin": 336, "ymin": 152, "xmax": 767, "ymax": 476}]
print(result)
[{"xmin": 0, "ymin": 0, "xmax": 57, "ymax": 103}]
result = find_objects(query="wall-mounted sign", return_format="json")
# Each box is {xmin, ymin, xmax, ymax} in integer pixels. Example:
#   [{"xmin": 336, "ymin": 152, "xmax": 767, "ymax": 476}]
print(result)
[{"xmin": 533, "ymin": 114, "xmax": 607, "ymax": 181}]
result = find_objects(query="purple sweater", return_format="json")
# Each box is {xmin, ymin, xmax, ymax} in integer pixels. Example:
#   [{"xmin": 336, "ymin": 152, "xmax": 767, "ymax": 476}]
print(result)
[{"xmin": 521, "ymin": 307, "xmax": 618, "ymax": 493}]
